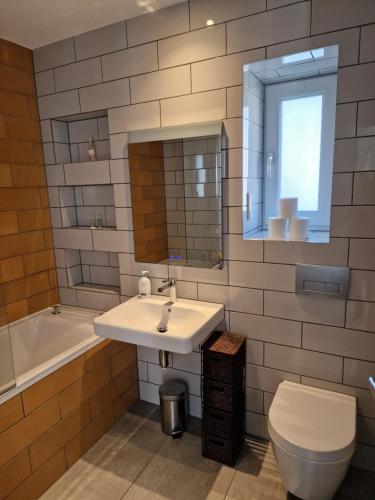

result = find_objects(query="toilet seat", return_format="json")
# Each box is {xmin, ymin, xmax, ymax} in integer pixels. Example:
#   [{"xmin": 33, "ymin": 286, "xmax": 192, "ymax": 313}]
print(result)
[{"xmin": 268, "ymin": 382, "xmax": 356, "ymax": 462}]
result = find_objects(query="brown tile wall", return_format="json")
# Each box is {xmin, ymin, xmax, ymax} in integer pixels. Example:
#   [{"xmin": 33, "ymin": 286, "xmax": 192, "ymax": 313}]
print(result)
[
  {"xmin": 129, "ymin": 141, "xmax": 169, "ymax": 263},
  {"xmin": 0, "ymin": 38, "xmax": 57, "ymax": 325},
  {"xmin": 0, "ymin": 339, "xmax": 139, "ymax": 499}
]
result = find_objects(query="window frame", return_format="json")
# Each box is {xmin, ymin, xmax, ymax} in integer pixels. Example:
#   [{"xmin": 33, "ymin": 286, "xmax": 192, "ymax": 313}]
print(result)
[{"xmin": 264, "ymin": 74, "xmax": 337, "ymax": 230}]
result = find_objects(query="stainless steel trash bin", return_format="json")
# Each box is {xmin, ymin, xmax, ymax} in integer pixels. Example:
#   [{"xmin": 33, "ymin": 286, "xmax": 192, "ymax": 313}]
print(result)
[{"xmin": 159, "ymin": 380, "xmax": 188, "ymax": 438}]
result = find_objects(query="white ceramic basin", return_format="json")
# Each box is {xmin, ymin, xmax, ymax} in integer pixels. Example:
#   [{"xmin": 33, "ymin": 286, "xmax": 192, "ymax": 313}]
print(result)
[{"xmin": 93, "ymin": 295, "xmax": 224, "ymax": 354}]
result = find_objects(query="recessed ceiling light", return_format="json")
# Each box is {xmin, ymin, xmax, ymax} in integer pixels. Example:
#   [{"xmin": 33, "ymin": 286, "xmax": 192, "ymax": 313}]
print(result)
[{"xmin": 206, "ymin": 19, "xmax": 214, "ymax": 26}]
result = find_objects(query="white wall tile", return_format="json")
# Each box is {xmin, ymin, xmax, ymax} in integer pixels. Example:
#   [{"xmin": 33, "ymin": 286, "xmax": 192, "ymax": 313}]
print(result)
[
  {"xmin": 109, "ymin": 101, "xmax": 160, "ymax": 134},
  {"xmin": 113, "ymin": 184, "xmax": 131, "ymax": 207},
  {"xmin": 264, "ymin": 238, "xmax": 348, "ymax": 266},
  {"xmin": 35, "ymin": 70, "xmax": 55, "ymax": 96},
  {"xmin": 350, "ymin": 270, "xmax": 375, "ymax": 302},
  {"xmin": 161, "ymin": 89, "xmax": 226, "ymax": 127},
  {"xmin": 130, "ymin": 65, "xmax": 191, "ymax": 104},
  {"xmin": 246, "ymin": 339, "xmax": 264, "ymax": 365},
  {"xmin": 230, "ymin": 312, "xmax": 301, "ymax": 347},
  {"xmin": 79, "ymin": 79, "xmax": 130, "ymax": 113},
  {"xmin": 45, "ymin": 165, "xmax": 65, "ymax": 186},
  {"xmin": 59, "ymin": 287, "xmax": 78, "ymax": 306},
  {"xmin": 190, "ymin": 0, "xmax": 266, "ymax": 29},
  {"xmin": 311, "ymin": 0, "xmax": 375, "ymax": 35},
  {"xmin": 360, "ymin": 23, "xmax": 375, "ymax": 63},
  {"xmin": 338, "ymin": 63, "xmax": 375, "ymax": 103},
  {"xmin": 74, "ymin": 22, "xmax": 127, "ymax": 60},
  {"xmin": 53, "ymin": 228, "xmax": 93, "ymax": 250},
  {"xmin": 158, "ymin": 24, "xmax": 226, "ymax": 69},
  {"xmin": 172, "ymin": 351, "xmax": 201, "ymax": 375},
  {"xmin": 264, "ymin": 291, "xmax": 346, "ymax": 327},
  {"xmin": 358, "ymin": 100, "xmax": 375, "ymax": 137},
  {"xmin": 139, "ymin": 381, "xmax": 160, "ymax": 405},
  {"xmin": 353, "ymin": 172, "xmax": 375, "ymax": 205},
  {"xmin": 264, "ymin": 343, "xmax": 343, "ymax": 383},
  {"xmin": 246, "ymin": 363, "xmax": 300, "ymax": 392},
  {"xmin": 68, "ymin": 119, "xmax": 98, "ymax": 143},
  {"xmin": 110, "ymin": 133, "xmax": 128, "ymax": 160},
  {"xmin": 54, "ymin": 58, "xmax": 102, "ymax": 92},
  {"xmin": 127, "ymin": 2, "xmax": 189, "ymax": 46},
  {"xmin": 76, "ymin": 289, "xmax": 120, "ymax": 311},
  {"xmin": 38, "ymin": 91, "xmax": 80, "ymax": 120},
  {"xmin": 198, "ymin": 283, "xmax": 263, "ymax": 314},
  {"xmin": 349, "ymin": 239, "xmax": 375, "ymax": 270},
  {"xmin": 33, "ymin": 38, "xmax": 75, "ymax": 72},
  {"xmin": 224, "ymin": 234, "xmax": 263, "ymax": 262},
  {"xmin": 169, "ymin": 263, "xmax": 228, "ymax": 285},
  {"xmin": 246, "ymin": 387, "xmax": 264, "ymax": 413},
  {"xmin": 332, "ymin": 172, "xmax": 353, "ymax": 205},
  {"xmin": 305, "ymin": 322, "xmax": 375, "ymax": 365},
  {"xmin": 115, "ymin": 207, "xmax": 133, "ymax": 230},
  {"xmin": 40, "ymin": 120, "xmax": 53, "ymax": 143},
  {"xmin": 245, "ymin": 411, "xmax": 267, "ymax": 439},
  {"xmin": 344, "ymin": 358, "xmax": 375, "ymax": 389},
  {"xmin": 227, "ymin": 3, "xmax": 310, "ymax": 53},
  {"xmin": 52, "ymin": 120, "xmax": 69, "ymax": 143},
  {"xmin": 331, "ymin": 206, "xmax": 375, "ymax": 238},
  {"xmin": 227, "ymin": 86, "xmax": 243, "ymax": 119},
  {"xmin": 192, "ymin": 49, "xmax": 265, "ymax": 93},
  {"xmin": 346, "ymin": 300, "xmax": 375, "ymax": 333},
  {"xmin": 110, "ymin": 159, "xmax": 129, "ymax": 184},
  {"xmin": 119, "ymin": 253, "xmax": 168, "ymax": 279},
  {"xmin": 229, "ymin": 261, "xmax": 295, "ymax": 292},
  {"xmin": 224, "ymin": 118, "xmax": 242, "ymax": 149},
  {"xmin": 43, "ymin": 143, "xmax": 55, "ymax": 165},
  {"xmin": 335, "ymin": 103, "xmax": 357, "ymax": 139},
  {"xmin": 101, "ymin": 43, "xmax": 158, "ymax": 81},
  {"xmin": 64, "ymin": 161, "xmax": 110, "ymax": 186},
  {"xmin": 93, "ymin": 229, "xmax": 133, "ymax": 252},
  {"xmin": 334, "ymin": 137, "xmax": 375, "ymax": 173}
]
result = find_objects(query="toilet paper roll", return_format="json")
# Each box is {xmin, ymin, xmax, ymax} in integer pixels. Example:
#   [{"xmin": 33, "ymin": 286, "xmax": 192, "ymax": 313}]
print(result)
[
  {"xmin": 289, "ymin": 217, "xmax": 309, "ymax": 240},
  {"xmin": 279, "ymin": 197, "xmax": 298, "ymax": 219},
  {"xmin": 268, "ymin": 217, "xmax": 287, "ymax": 240}
]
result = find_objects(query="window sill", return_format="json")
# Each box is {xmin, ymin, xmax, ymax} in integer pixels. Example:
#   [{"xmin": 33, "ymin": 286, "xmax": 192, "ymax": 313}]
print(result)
[{"xmin": 244, "ymin": 230, "xmax": 330, "ymax": 244}]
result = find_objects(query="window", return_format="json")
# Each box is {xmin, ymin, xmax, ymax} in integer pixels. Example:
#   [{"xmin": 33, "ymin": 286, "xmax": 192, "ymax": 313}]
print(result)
[{"xmin": 264, "ymin": 75, "xmax": 337, "ymax": 230}]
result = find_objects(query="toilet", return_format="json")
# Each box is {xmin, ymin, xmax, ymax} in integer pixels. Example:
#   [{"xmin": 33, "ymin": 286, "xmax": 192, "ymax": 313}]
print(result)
[{"xmin": 268, "ymin": 381, "xmax": 356, "ymax": 500}]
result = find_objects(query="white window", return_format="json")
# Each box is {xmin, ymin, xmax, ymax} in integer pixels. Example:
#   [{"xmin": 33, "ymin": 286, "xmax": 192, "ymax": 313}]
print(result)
[{"xmin": 264, "ymin": 74, "xmax": 337, "ymax": 230}]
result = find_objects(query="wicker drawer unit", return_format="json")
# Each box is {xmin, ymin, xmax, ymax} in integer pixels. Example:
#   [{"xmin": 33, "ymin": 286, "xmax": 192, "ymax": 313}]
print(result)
[{"xmin": 201, "ymin": 331, "xmax": 246, "ymax": 467}]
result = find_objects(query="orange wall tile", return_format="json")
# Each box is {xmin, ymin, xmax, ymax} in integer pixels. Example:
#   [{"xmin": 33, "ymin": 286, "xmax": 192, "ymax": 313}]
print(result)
[{"xmin": 0, "ymin": 37, "xmax": 57, "ymax": 325}]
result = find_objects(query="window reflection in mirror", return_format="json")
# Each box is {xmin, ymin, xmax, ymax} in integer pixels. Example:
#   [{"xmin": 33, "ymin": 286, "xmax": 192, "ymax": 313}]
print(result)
[
  {"xmin": 129, "ymin": 127, "xmax": 223, "ymax": 269},
  {"xmin": 243, "ymin": 45, "xmax": 338, "ymax": 243}
]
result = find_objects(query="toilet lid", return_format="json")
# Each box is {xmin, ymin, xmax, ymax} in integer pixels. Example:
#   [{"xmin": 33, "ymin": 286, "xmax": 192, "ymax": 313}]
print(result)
[{"xmin": 268, "ymin": 382, "xmax": 356, "ymax": 462}]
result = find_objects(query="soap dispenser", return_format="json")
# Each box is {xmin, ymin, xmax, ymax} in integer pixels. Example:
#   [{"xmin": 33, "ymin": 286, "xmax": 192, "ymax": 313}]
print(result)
[{"xmin": 138, "ymin": 271, "xmax": 151, "ymax": 298}]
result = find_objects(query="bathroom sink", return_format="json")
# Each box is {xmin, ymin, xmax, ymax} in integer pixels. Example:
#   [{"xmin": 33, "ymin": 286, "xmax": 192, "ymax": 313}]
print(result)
[{"xmin": 93, "ymin": 295, "xmax": 224, "ymax": 354}]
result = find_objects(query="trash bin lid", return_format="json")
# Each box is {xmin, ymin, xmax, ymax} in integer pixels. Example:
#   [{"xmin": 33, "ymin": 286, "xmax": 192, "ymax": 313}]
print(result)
[{"xmin": 159, "ymin": 380, "xmax": 187, "ymax": 401}]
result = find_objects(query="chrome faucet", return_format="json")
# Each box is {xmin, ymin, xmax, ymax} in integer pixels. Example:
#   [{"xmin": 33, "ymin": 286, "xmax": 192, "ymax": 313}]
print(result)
[{"xmin": 158, "ymin": 279, "xmax": 177, "ymax": 303}]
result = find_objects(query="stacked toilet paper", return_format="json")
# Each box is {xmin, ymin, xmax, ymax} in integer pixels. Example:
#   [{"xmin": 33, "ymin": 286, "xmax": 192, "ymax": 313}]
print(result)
[{"xmin": 268, "ymin": 197, "xmax": 309, "ymax": 240}]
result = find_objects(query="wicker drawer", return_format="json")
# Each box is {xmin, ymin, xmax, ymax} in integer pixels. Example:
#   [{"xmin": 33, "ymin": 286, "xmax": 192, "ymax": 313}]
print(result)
[
  {"xmin": 203, "ymin": 406, "xmax": 243, "ymax": 440},
  {"xmin": 202, "ymin": 432, "xmax": 243, "ymax": 467},
  {"xmin": 203, "ymin": 351, "xmax": 243, "ymax": 385},
  {"xmin": 203, "ymin": 379, "xmax": 234, "ymax": 412}
]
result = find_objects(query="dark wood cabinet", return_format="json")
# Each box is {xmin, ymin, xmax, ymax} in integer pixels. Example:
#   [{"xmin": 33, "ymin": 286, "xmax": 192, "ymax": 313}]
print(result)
[{"xmin": 201, "ymin": 331, "xmax": 246, "ymax": 467}]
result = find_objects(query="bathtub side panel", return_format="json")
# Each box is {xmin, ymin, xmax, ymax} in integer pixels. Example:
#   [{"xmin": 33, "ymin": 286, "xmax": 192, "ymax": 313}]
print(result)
[{"xmin": 0, "ymin": 340, "xmax": 138, "ymax": 498}]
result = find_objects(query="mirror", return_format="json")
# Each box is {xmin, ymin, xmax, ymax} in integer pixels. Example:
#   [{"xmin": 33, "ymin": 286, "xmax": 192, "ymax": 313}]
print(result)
[
  {"xmin": 128, "ymin": 122, "xmax": 223, "ymax": 269},
  {"xmin": 243, "ymin": 45, "xmax": 339, "ymax": 243}
]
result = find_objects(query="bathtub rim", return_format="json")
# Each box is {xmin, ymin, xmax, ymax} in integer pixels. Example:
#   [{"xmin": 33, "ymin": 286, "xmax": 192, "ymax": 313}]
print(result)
[{"xmin": 0, "ymin": 305, "xmax": 104, "ymax": 407}]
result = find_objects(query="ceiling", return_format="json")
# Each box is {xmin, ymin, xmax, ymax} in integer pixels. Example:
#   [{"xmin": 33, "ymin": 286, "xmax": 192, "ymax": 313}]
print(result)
[{"xmin": 0, "ymin": 0, "xmax": 185, "ymax": 49}]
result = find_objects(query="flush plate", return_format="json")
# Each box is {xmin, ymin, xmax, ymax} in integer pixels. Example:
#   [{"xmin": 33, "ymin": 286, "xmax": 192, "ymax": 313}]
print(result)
[{"xmin": 295, "ymin": 264, "xmax": 350, "ymax": 300}]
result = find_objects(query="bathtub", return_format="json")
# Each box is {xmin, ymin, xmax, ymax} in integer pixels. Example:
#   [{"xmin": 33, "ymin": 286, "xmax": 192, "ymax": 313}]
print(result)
[{"xmin": 0, "ymin": 305, "xmax": 102, "ymax": 406}]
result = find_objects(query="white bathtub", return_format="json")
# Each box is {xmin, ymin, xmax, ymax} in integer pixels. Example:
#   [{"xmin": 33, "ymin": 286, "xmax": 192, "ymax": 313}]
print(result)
[{"xmin": 0, "ymin": 305, "xmax": 102, "ymax": 406}]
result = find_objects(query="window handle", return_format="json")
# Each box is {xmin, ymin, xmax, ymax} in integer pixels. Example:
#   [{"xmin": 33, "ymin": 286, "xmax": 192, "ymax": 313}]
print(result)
[{"xmin": 267, "ymin": 153, "xmax": 274, "ymax": 178}]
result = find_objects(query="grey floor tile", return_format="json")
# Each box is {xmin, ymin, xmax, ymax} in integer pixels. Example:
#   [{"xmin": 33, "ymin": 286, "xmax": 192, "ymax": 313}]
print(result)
[
  {"xmin": 41, "ymin": 404, "xmax": 165, "ymax": 500},
  {"xmin": 123, "ymin": 423, "xmax": 235, "ymax": 500}
]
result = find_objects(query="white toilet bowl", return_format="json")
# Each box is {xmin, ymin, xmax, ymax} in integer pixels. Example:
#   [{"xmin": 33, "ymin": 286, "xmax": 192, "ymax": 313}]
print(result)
[{"xmin": 268, "ymin": 382, "xmax": 356, "ymax": 500}]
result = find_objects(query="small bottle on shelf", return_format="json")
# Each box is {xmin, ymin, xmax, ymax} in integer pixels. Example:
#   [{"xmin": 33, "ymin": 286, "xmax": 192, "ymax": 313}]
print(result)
[
  {"xmin": 96, "ymin": 214, "xmax": 103, "ymax": 228},
  {"xmin": 88, "ymin": 138, "xmax": 96, "ymax": 161}
]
